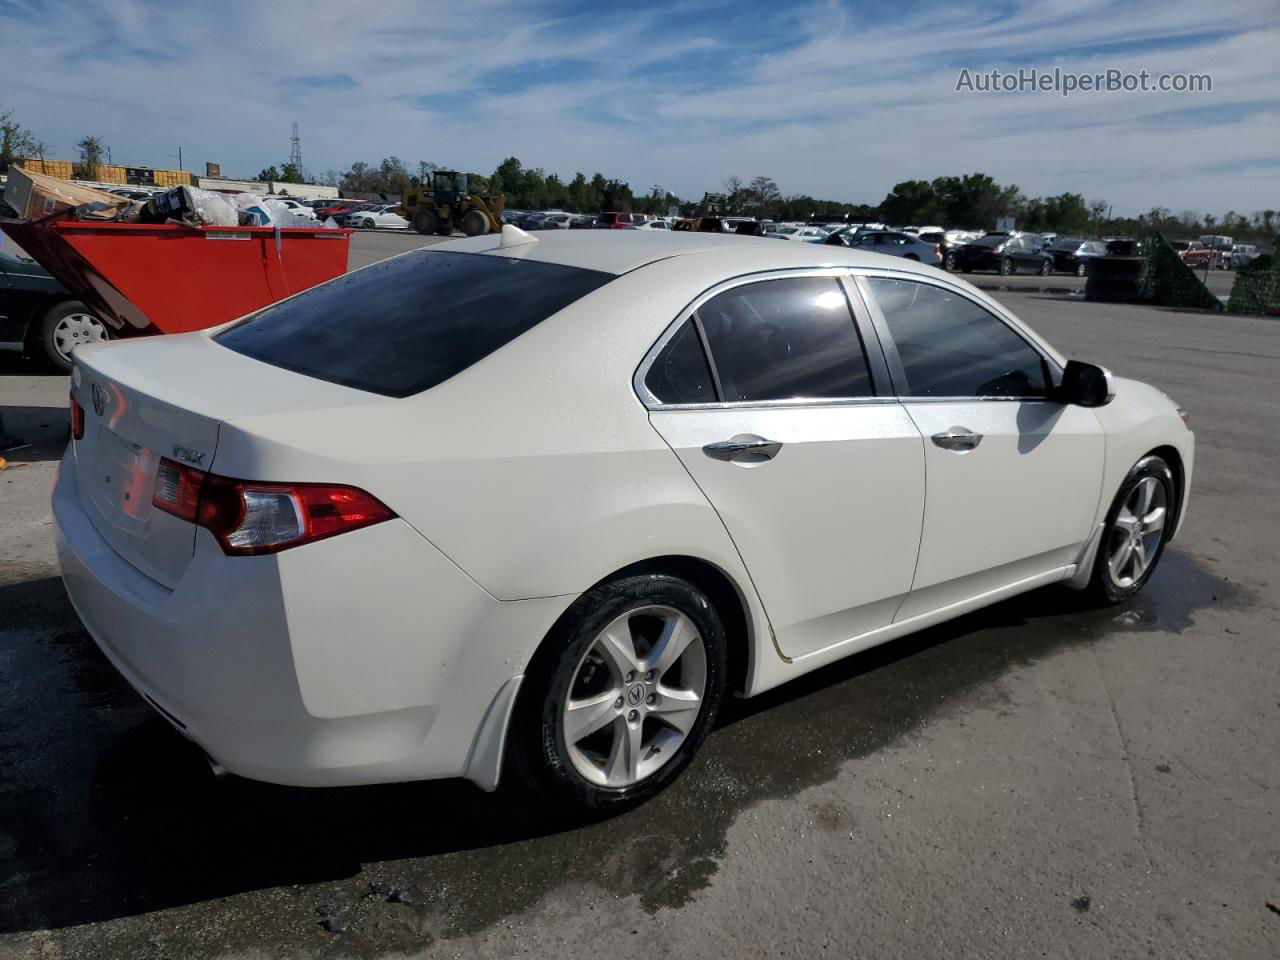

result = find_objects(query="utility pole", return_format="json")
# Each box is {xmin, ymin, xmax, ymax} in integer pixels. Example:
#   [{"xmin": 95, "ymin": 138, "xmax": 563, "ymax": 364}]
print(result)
[{"xmin": 167, "ymin": 147, "xmax": 183, "ymax": 171}]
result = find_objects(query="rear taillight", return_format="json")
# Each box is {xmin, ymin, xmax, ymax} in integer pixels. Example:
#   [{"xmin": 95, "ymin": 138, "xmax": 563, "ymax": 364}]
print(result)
[
  {"xmin": 151, "ymin": 457, "xmax": 394, "ymax": 555},
  {"xmin": 70, "ymin": 392, "xmax": 85, "ymax": 440}
]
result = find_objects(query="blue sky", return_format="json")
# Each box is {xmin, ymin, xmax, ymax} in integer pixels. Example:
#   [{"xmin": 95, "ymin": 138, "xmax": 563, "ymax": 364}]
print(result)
[{"xmin": 1, "ymin": 0, "xmax": 1276, "ymax": 215}]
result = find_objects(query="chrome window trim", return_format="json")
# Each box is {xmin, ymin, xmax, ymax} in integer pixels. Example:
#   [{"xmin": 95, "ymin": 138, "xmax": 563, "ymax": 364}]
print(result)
[
  {"xmin": 852, "ymin": 268, "xmax": 1065, "ymax": 403},
  {"xmin": 633, "ymin": 267, "xmax": 884, "ymax": 411}
]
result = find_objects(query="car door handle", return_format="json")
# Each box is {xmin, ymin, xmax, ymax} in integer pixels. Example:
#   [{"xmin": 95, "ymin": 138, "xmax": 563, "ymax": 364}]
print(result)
[
  {"xmin": 702, "ymin": 435, "xmax": 783, "ymax": 462},
  {"xmin": 931, "ymin": 427, "xmax": 983, "ymax": 452}
]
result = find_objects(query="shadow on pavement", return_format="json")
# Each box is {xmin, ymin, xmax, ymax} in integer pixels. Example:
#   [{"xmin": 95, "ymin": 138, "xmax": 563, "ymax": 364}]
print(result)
[{"xmin": 0, "ymin": 550, "xmax": 1244, "ymax": 952}]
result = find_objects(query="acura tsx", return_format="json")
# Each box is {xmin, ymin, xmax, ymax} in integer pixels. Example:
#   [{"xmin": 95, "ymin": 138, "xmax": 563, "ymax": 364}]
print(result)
[{"xmin": 55, "ymin": 228, "xmax": 1193, "ymax": 811}]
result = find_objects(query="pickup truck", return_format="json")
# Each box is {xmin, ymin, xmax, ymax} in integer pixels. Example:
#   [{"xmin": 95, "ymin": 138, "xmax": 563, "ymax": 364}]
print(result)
[{"xmin": 1179, "ymin": 240, "xmax": 1220, "ymax": 269}]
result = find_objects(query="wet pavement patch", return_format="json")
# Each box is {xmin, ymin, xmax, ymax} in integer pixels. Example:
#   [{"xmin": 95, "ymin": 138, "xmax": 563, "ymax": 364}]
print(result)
[{"xmin": 0, "ymin": 550, "xmax": 1250, "ymax": 956}]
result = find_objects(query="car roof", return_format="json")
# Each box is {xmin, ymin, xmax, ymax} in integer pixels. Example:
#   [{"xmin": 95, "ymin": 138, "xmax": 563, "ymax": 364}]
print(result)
[{"xmin": 433, "ymin": 229, "xmax": 946, "ymax": 278}]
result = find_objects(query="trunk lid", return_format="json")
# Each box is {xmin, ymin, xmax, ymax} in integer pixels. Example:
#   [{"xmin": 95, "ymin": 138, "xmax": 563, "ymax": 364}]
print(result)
[{"xmin": 70, "ymin": 332, "xmax": 384, "ymax": 589}]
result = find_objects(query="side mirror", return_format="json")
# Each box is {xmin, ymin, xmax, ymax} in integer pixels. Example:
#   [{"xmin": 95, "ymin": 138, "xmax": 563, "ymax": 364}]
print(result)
[{"xmin": 1058, "ymin": 360, "xmax": 1114, "ymax": 407}]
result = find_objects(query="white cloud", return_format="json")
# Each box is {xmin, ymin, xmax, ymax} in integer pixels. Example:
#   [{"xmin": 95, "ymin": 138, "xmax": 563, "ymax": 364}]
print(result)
[{"xmin": 1, "ymin": 0, "xmax": 1276, "ymax": 215}]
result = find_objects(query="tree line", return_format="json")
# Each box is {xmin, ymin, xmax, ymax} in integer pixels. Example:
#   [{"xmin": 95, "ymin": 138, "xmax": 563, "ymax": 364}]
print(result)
[{"xmin": 1, "ymin": 102, "xmax": 1274, "ymax": 241}]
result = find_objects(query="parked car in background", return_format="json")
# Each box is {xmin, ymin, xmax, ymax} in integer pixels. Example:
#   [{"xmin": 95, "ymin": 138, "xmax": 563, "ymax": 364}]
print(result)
[
  {"xmin": 838, "ymin": 230, "xmax": 943, "ymax": 266},
  {"xmin": 777, "ymin": 225, "xmax": 828, "ymax": 242},
  {"xmin": 955, "ymin": 234, "xmax": 1052, "ymax": 275},
  {"xmin": 502, "ymin": 209, "xmax": 529, "ymax": 225},
  {"xmin": 54, "ymin": 231, "xmax": 1194, "ymax": 812},
  {"xmin": 569, "ymin": 215, "xmax": 597, "ymax": 229},
  {"xmin": 919, "ymin": 229, "xmax": 979, "ymax": 270},
  {"xmin": 1228, "ymin": 244, "xmax": 1260, "ymax": 269},
  {"xmin": 529, "ymin": 213, "xmax": 576, "ymax": 230},
  {"xmin": 0, "ymin": 246, "xmax": 109, "ymax": 371},
  {"xmin": 349, "ymin": 204, "xmax": 410, "ymax": 230},
  {"xmin": 1045, "ymin": 238, "xmax": 1108, "ymax": 276},
  {"xmin": 315, "ymin": 200, "xmax": 363, "ymax": 221},
  {"xmin": 595, "ymin": 212, "xmax": 647, "ymax": 229},
  {"xmin": 1178, "ymin": 240, "xmax": 1217, "ymax": 268},
  {"xmin": 632, "ymin": 219, "xmax": 671, "ymax": 230},
  {"xmin": 276, "ymin": 198, "xmax": 318, "ymax": 220}
]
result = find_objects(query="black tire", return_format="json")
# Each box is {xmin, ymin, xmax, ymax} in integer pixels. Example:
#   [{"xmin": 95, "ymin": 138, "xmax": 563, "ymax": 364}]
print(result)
[
  {"xmin": 412, "ymin": 208, "xmax": 439, "ymax": 235},
  {"xmin": 1086, "ymin": 455, "xmax": 1177, "ymax": 604},
  {"xmin": 362, "ymin": 218, "xmax": 375, "ymax": 229},
  {"xmin": 944, "ymin": 251, "xmax": 958, "ymax": 270},
  {"xmin": 37, "ymin": 300, "xmax": 108, "ymax": 373},
  {"xmin": 1000, "ymin": 257, "xmax": 1014, "ymax": 276},
  {"xmin": 1076, "ymin": 262, "xmax": 1086, "ymax": 277},
  {"xmin": 508, "ymin": 573, "xmax": 728, "ymax": 813},
  {"xmin": 460, "ymin": 209, "xmax": 489, "ymax": 237},
  {"xmin": 1039, "ymin": 259, "xmax": 1051, "ymax": 276}
]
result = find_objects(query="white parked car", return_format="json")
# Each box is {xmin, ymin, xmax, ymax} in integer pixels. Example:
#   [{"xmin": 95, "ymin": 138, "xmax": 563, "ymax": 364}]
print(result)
[
  {"xmin": 56, "ymin": 230, "xmax": 1193, "ymax": 811},
  {"xmin": 275, "ymin": 198, "xmax": 318, "ymax": 220},
  {"xmin": 349, "ymin": 204, "xmax": 409, "ymax": 230},
  {"xmin": 631, "ymin": 219, "xmax": 671, "ymax": 230},
  {"xmin": 846, "ymin": 230, "xmax": 943, "ymax": 265},
  {"xmin": 776, "ymin": 226, "xmax": 828, "ymax": 242}
]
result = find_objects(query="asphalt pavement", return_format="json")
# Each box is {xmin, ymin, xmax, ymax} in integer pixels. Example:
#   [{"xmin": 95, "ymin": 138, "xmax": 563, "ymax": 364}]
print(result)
[{"xmin": 0, "ymin": 235, "xmax": 1276, "ymax": 959}]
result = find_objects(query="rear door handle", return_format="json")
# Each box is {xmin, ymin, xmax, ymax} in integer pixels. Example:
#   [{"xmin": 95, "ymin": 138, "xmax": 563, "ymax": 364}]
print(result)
[
  {"xmin": 702, "ymin": 435, "xmax": 783, "ymax": 462},
  {"xmin": 931, "ymin": 426, "xmax": 982, "ymax": 452}
]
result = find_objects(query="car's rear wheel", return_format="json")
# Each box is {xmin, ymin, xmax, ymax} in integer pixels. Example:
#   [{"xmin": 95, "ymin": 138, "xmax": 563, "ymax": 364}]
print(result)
[
  {"xmin": 39, "ymin": 300, "xmax": 108, "ymax": 373},
  {"xmin": 1087, "ymin": 455, "xmax": 1176, "ymax": 603},
  {"xmin": 1000, "ymin": 257, "xmax": 1014, "ymax": 276},
  {"xmin": 1039, "ymin": 259, "xmax": 1051, "ymax": 276},
  {"xmin": 944, "ymin": 251, "xmax": 958, "ymax": 270},
  {"xmin": 1076, "ymin": 262, "xmax": 1086, "ymax": 277},
  {"xmin": 509, "ymin": 574, "xmax": 727, "ymax": 812}
]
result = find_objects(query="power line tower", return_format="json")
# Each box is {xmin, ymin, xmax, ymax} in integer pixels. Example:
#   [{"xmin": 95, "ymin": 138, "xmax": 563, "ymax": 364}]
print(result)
[{"xmin": 288, "ymin": 121, "xmax": 302, "ymax": 172}]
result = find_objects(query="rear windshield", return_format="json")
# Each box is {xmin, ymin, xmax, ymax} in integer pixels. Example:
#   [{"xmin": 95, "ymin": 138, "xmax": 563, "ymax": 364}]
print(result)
[{"xmin": 216, "ymin": 250, "xmax": 613, "ymax": 397}]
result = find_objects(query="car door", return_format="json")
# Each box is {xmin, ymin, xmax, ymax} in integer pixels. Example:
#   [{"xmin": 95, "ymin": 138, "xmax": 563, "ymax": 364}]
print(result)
[
  {"xmin": 857, "ymin": 274, "xmax": 1104, "ymax": 620},
  {"xmin": 641, "ymin": 272, "xmax": 926, "ymax": 659}
]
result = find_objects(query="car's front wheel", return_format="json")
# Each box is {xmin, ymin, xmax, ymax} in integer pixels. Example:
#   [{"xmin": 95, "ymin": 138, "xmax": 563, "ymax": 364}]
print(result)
[
  {"xmin": 1076, "ymin": 262, "xmax": 1087, "ymax": 277},
  {"xmin": 1039, "ymin": 259, "xmax": 1051, "ymax": 276},
  {"xmin": 1088, "ymin": 455, "xmax": 1177, "ymax": 603},
  {"xmin": 1000, "ymin": 257, "xmax": 1014, "ymax": 276},
  {"xmin": 510, "ymin": 573, "xmax": 727, "ymax": 812},
  {"xmin": 362, "ymin": 218, "xmax": 375, "ymax": 229},
  {"xmin": 38, "ymin": 300, "xmax": 108, "ymax": 373}
]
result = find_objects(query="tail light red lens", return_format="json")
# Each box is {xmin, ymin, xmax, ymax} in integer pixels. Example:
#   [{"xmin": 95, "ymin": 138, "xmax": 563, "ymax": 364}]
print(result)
[
  {"xmin": 70, "ymin": 392, "xmax": 85, "ymax": 440},
  {"xmin": 151, "ymin": 457, "xmax": 394, "ymax": 555}
]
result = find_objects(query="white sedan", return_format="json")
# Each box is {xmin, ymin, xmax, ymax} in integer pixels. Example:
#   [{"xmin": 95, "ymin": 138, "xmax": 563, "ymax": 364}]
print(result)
[
  {"xmin": 56, "ymin": 230, "xmax": 1193, "ymax": 811},
  {"xmin": 349, "ymin": 204, "xmax": 409, "ymax": 229},
  {"xmin": 844, "ymin": 230, "xmax": 942, "ymax": 264}
]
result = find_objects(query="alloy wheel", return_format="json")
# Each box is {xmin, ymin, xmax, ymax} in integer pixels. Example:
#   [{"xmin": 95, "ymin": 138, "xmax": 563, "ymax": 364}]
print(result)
[
  {"xmin": 1107, "ymin": 476, "xmax": 1167, "ymax": 587},
  {"xmin": 561, "ymin": 605, "xmax": 707, "ymax": 788}
]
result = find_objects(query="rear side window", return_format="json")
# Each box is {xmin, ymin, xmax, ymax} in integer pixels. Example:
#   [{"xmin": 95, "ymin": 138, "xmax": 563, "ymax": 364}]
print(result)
[
  {"xmin": 867, "ymin": 278, "xmax": 1048, "ymax": 398},
  {"xmin": 644, "ymin": 319, "xmax": 715, "ymax": 404},
  {"xmin": 216, "ymin": 251, "xmax": 612, "ymax": 397},
  {"xmin": 696, "ymin": 277, "xmax": 874, "ymax": 402}
]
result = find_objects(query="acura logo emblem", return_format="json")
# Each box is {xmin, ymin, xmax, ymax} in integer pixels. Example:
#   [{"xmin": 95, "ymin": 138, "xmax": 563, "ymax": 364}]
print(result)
[
  {"xmin": 91, "ymin": 383, "xmax": 106, "ymax": 417},
  {"xmin": 626, "ymin": 684, "xmax": 645, "ymax": 706}
]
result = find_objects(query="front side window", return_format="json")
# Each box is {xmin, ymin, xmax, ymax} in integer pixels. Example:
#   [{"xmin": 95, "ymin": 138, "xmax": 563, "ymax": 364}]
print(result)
[
  {"xmin": 867, "ymin": 278, "xmax": 1048, "ymax": 398},
  {"xmin": 696, "ymin": 277, "xmax": 874, "ymax": 402}
]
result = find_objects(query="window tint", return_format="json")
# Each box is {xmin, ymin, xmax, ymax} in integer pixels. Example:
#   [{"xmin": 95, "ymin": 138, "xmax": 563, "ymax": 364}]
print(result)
[
  {"xmin": 868, "ymin": 278, "xmax": 1048, "ymax": 398},
  {"xmin": 697, "ymin": 277, "xmax": 874, "ymax": 402},
  {"xmin": 217, "ymin": 251, "xmax": 612, "ymax": 397},
  {"xmin": 644, "ymin": 319, "xmax": 715, "ymax": 404}
]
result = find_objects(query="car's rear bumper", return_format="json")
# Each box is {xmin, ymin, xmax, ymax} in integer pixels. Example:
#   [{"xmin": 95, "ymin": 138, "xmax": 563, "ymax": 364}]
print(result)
[{"xmin": 53, "ymin": 450, "xmax": 573, "ymax": 788}]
